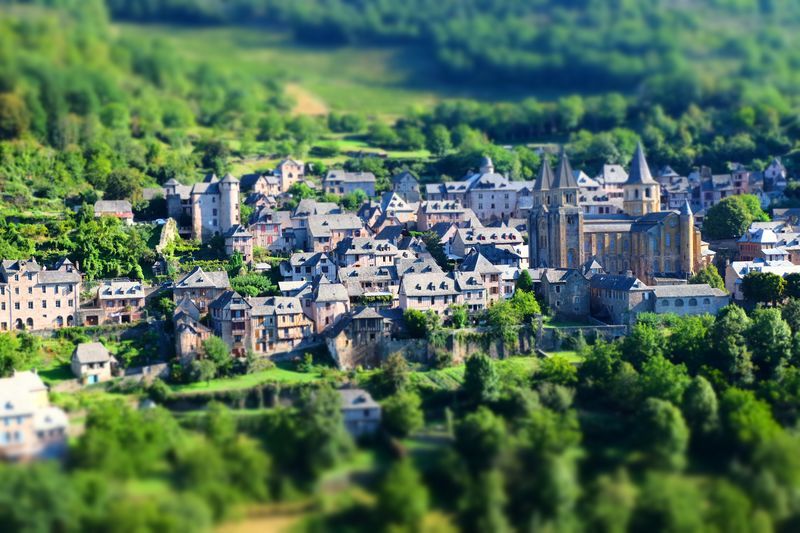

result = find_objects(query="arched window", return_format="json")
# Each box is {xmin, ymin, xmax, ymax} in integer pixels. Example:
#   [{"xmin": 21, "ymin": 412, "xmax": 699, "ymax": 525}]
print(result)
[
  {"xmin": 55, "ymin": 316, "xmax": 63, "ymax": 327},
  {"xmin": 703, "ymin": 298, "xmax": 710, "ymax": 305},
  {"xmin": 26, "ymin": 318, "xmax": 33, "ymax": 328},
  {"xmin": 675, "ymin": 299, "xmax": 684, "ymax": 307},
  {"xmin": 689, "ymin": 298, "xmax": 698, "ymax": 306},
  {"xmin": 662, "ymin": 300, "xmax": 670, "ymax": 307}
]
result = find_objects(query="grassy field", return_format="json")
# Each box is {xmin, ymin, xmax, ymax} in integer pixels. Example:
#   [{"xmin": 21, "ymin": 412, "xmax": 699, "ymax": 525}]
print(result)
[
  {"xmin": 169, "ymin": 364, "xmax": 323, "ymax": 394},
  {"xmin": 410, "ymin": 356, "xmax": 539, "ymax": 390},
  {"xmin": 544, "ymin": 350, "xmax": 585, "ymax": 364},
  {"xmin": 117, "ymin": 25, "xmax": 542, "ymax": 120}
]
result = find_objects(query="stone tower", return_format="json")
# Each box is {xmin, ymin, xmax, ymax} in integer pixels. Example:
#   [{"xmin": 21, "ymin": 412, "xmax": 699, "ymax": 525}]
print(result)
[
  {"xmin": 679, "ymin": 200, "xmax": 695, "ymax": 275},
  {"xmin": 479, "ymin": 155, "xmax": 495, "ymax": 174},
  {"xmin": 219, "ymin": 173, "xmax": 240, "ymax": 235},
  {"xmin": 529, "ymin": 149, "xmax": 584, "ymax": 268},
  {"xmin": 623, "ymin": 142, "xmax": 660, "ymax": 217}
]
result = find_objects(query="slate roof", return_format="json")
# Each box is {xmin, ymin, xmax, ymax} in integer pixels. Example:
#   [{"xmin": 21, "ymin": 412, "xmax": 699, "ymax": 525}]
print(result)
[
  {"xmin": 339, "ymin": 389, "xmax": 380, "ymax": 410},
  {"xmin": 401, "ymin": 273, "xmax": 459, "ymax": 297},
  {"xmin": 453, "ymin": 272, "xmax": 486, "ymax": 291},
  {"xmin": 533, "ymin": 158, "xmax": 555, "ymax": 191},
  {"xmin": 460, "ymin": 251, "xmax": 502, "ymax": 275},
  {"xmin": 396, "ymin": 256, "xmax": 443, "ymax": 276},
  {"xmin": 590, "ymin": 274, "xmax": 648, "ymax": 291},
  {"xmin": 94, "ymin": 200, "xmax": 132, "ymax": 214},
  {"xmin": 626, "ymin": 142, "xmax": 657, "ymax": 185},
  {"xmin": 552, "ymin": 148, "xmax": 579, "ymax": 189},
  {"xmin": 98, "ymin": 279, "xmax": 144, "ymax": 300},
  {"xmin": 313, "ymin": 277, "xmax": 350, "ymax": 302},
  {"xmin": 651, "ymin": 284, "xmax": 728, "ymax": 298},
  {"xmin": 293, "ymin": 199, "xmax": 340, "ymax": 218},
  {"xmin": 323, "ymin": 170, "xmax": 376, "ymax": 184},
  {"xmin": 307, "ymin": 214, "xmax": 364, "ymax": 238},
  {"xmin": 175, "ymin": 266, "xmax": 230, "ymax": 290},
  {"xmin": 72, "ymin": 342, "xmax": 111, "ymax": 364},
  {"xmin": 223, "ymin": 224, "xmax": 253, "ymax": 239}
]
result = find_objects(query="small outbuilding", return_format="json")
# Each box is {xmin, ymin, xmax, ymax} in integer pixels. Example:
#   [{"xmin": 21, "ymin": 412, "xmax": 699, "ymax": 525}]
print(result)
[
  {"xmin": 71, "ymin": 342, "xmax": 114, "ymax": 384},
  {"xmin": 338, "ymin": 388, "xmax": 382, "ymax": 437}
]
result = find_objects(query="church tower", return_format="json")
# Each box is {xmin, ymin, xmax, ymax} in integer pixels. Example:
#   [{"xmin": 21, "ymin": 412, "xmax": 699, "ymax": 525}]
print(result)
[
  {"xmin": 623, "ymin": 142, "xmax": 660, "ymax": 217},
  {"xmin": 528, "ymin": 149, "xmax": 584, "ymax": 268}
]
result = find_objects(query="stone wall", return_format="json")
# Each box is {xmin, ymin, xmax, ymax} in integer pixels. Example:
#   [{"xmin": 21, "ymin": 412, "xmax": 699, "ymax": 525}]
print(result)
[
  {"xmin": 155, "ymin": 218, "xmax": 179, "ymax": 255},
  {"xmin": 536, "ymin": 325, "xmax": 628, "ymax": 351}
]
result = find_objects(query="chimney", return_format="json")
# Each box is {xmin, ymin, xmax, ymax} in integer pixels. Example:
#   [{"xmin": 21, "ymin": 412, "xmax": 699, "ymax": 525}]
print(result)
[{"xmin": 624, "ymin": 270, "xmax": 634, "ymax": 278}]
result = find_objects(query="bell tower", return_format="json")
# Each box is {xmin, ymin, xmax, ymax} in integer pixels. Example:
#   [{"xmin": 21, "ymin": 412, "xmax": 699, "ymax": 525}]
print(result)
[{"xmin": 623, "ymin": 142, "xmax": 660, "ymax": 217}]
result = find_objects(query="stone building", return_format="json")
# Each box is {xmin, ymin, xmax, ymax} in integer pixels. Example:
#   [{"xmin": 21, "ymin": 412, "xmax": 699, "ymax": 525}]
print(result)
[
  {"xmin": 529, "ymin": 144, "xmax": 706, "ymax": 284},
  {"xmin": 70, "ymin": 342, "xmax": 114, "ymax": 384},
  {"xmin": 0, "ymin": 371, "xmax": 67, "ymax": 461},
  {"xmin": 223, "ymin": 224, "xmax": 254, "ymax": 263},
  {"xmin": 333, "ymin": 237, "xmax": 399, "ymax": 268},
  {"xmin": 164, "ymin": 173, "xmax": 240, "ymax": 242},
  {"xmin": 323, "ymin": 170, "xmax": 376, "ymax": 197},
  {"xmin": 247, "ymin": 207, "xmax": 291, "ymax": 253},
  {"xmin": 399, "ymin": 272, "xmax": 460, "ymax": 316},
  {"xmin": 306, "ymin": 214, "xmax": 366, "ymax": 253},
  {"xmin": 391, "ymin": 170, "xmax": 421, "ymax": 202},
  {"xmin": 94, "ymin": 200, "xmax": 134, "ymax": 224},
  {"xmin": 425, "ymin": 156, "xmax": 534, "ymax": 223},
  {"xmin": 450, "ymin": 225, "xmax": 524, "ymax": 259},
  {"xmin": 280, "ymin": 252, "xmax": 337, "ymax": 282},
  {"xmin": 540, "ymin": 269, "xmax": 591, "ymax": 319},
  {"xmin": 173, "ymin": 297, "xmax": 212, "ymax": 362},
  {"xmin": 173, "ymin": 266, "xmax": 231, "ymax": 312},
  {"xmin": 209, "ymin": 292, "xmax": 313, "ymax": 356},
  {"xmin": 81, "ymin": 279, "xmax": 145, "ymax": 326},
  {"xmin": 0, "ymin": 258, "xmax": 81, "ymax": 332},
  {"xmin": 416, "ymin": 201, "xmax": 468, "ymax": 231},
  {"xmin": 339, "ymin": 388, "xmax": 382, "ymax": 436},
  {"xmin": 275, "ymin": 158, "xmax": 305, "ymax": 192}
]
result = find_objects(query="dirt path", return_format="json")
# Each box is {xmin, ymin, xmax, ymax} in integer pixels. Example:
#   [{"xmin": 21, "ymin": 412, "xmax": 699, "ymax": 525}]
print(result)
[
  {"xmin": 286, "ymin": 83, "xmax": 328, "ymax": 116},
  {"xmin": 217, "ymin": 503, "xmax": 309, "ymax": 533}
]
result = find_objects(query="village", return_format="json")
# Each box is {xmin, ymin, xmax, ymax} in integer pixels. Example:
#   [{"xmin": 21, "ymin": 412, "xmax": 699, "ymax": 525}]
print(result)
[{"xmin": 1, "ymin": 144, "xmax": 794, "ymax": 461}]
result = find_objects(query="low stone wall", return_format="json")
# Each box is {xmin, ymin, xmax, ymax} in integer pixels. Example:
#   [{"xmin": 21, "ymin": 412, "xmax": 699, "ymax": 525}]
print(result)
[{"xmin": 536, "ymin": 325, "xmax": 628, "ymax": 351}]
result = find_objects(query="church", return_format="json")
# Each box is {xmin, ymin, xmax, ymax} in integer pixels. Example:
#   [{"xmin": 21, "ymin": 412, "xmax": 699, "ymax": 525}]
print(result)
[{"xmin": 529, "ymin": 143, "xmax": 709, "ymax": 284}]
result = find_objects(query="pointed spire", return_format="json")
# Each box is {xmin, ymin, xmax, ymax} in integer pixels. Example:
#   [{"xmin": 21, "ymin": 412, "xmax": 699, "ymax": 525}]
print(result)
[
  {"xmin": 627, "ymin": 142, "xmax": 656, "ymax": 185},
  {"xmin": 534, "ymin": 157, "xmax": 554, "ymax": 191},
  {"xmin": 679, "ymin": 199, "xmax": 693, "ymax": 216},
  {"xmin": 551, "ymin": 147, "xmax": 579, "ymax": 189}
]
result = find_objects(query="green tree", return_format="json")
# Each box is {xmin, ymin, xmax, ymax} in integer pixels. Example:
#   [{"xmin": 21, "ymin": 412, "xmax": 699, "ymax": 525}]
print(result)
[
  {"xmin": 381, "ymin": 353, "xmax": 410, "ymax": 393},
  {"xmin": 584, "ymin": 470, "xmax": 637, "ymax": 533},
  {"xmin": 458, "ymin": 469, "xmax": 511, "ymax": 533},
  {"xmin": 718, "ymin": 388, "xmax": 781, "ymax": 455},
  {"xmin": 189, "ymin": 359, "xmax": 217, "ymax": 383},
  {"xmin": 666, "ymin": 315, "xmax": 712, "ymax": 373},
  {"xmin": 382, "ymin": 391, "xmax": 424, "ymax": 438},
  {"xmin": 537, "ymin": 355, "xmax": 578, "ymax": 386},
  {"xmin": 688, "ymin": 264, "xmax": 725, "ymax": 290},
  {"xmin": 0, "ymin": 92, "xmax": 30, "ymax": 139},
  {"xmin": 702, "ymin": 196, "xmax": 754, "ymax": 240},
  {"xmin": 426, "ymin": 124, "xmax": 452, "ymax": 156},
  {"xmin": 450, "ymin": 304, "xmax": 469, "ymax": 328},
  {"xmin": 621, "ymin": 323, "xmax": 665, "ymax": 369},
  {"xmin": 630, "ymin": 473, "xmax": 704, "ymax": 533},
  {"xmin": 464, "ymin": 353, "xmax": 499, "ymax": 404},
  {"xmin": 455, "ymin": 407, "xmax": 507, "ymax": 473},
  {"xmin": 515, "ymin": 270, "xmax": 533, "ymax": 292},
  {"xmin": 741, "ymin": 272, "xmax": 785, "ymax": 306},
  {"xmin": 709, "ymin": 305, "xmax": 754, "ymax": 384},
  {"xmin": 681, "ymin": 375, "xmax": 719, "ymax": 435},
  {"xmin": 635, "ymin": 398, "xmax": 689, "ymax": 470},
  {"xmin": 747, "ymin": 307, "xmax": 792, "ymax": 379},
  {"xmin": 105, "ymin": 168, "xmax": 144, "ymax": 202},
  {"xmin": 202, "ymin": 336, "xmax": 232, "ymax": 377},
  {"xmin": 783, "ymin": 297, "xmax": 800, "ymax": 333},
  {"xmin": 486, "ymin": 300, "xmax": 522, "ymax": 344},
  {"xmin": 375, "ymin": 460, "xmax": 429, "ymax": 532},
  {"xmin": 639, "ymin": 355, "xmax": 690, "ymax": 404},
  {"xmin": 510, "ymin": 290, "xmax": 541, "ymax": 321}
]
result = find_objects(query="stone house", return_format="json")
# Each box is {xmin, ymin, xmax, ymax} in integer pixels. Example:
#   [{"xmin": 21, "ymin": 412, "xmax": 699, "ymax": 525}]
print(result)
[
  {"xmin": 450, "ymin": 226, "xmax": 524, "ymax": 259},
  {"xmin": 223, "ymin": 224, "xmax": 254, "ymax": 263},
  {"xmin": 540, "ymin": 269, "xmax": 591, "ymax": 319},
  {"xmin": 81, "ymin": 279, "xmax": 145, "ymax": 326},
  {"xmin": 416, "ymin": 201, "xmax": 467, "ymax": 231},
  {"xmin": 399, "ymin": 272, "xmax": 461, "ymax": 316},
  {"xmin": 325, "ymin": 307, "xmax": 405, "ymax": 369},
  {"xmin": 333, "ymin": 237, "xmax": 399, "ymax": 268},
  {"xmin": 307, "ymin": 276, "xmax": 350, "ymax": 334},
  {"xmin": 338, "ymin": 388, "xmax": 382, "ymax": 437},
  {"xmin": 454, "ymin": 272, "xmax": 487, "ymax": 312},
  {"xmin": 275, "ymin": 158, "xmax": 305, "ymax": 192},
  {"xmin": 240, "ymin": 173, "xmax": 281, "ymax": 197},
  {"xmin": 209, "ymin": 292, "xmax": 313, "ymax": 355},
  {"xmin": 280, "ymin": 252, "xmax": 337, "ymax": 282},
  {"xmin": 338, "ymin": 264, "xmax": 400, "ymax": 305},
  {"xmin": 306, "ymin": 214, "xmax": 366, "ymax": 253},
  {"xmin": 173, "ymin": 266, "xmax": 231, "ymax": 312},
  {"xmin": 247, "ymin": 207, "xmax": 291, "ymax": 253},
  {"xmin": 288, "ymin": 199, "xmax": 341, "ymax": 251},
  {"xmin": 323, "ymin": 170, "xmax": 376, "ymax": 197},
  {"xmin": 94, "ymin": 200, "xmax": 134, "ymax": 225},
  {"xmin": 589, "ymin": 273, "xmax": 652, "ymax": 325},
  {"xmin": 173, "ymin": 297, "xmax": 212, "ymax": 362},
  {"xmin": 725, "ymin": 258, "xmax": 800, "ymax": 301},
  {"xmin": 391, "ymin": 170, "xmax": 421, "ymax": 202},
  {"xmin": 459, "ymin": 251, "xmax": 502, "ymax": 304},
  {"xmin": 651, "ymin": 284, "xmax": 729, "ymax": 317},
  {"xmin": 0, "ymin": 371, "xmax": 67, "ymax": 461},
  {"xmin": 0, "ymin": 258, "xmax": 81, "ymax": 332},
  {"xmin": 71, "ymin": 342, "xmax": 114, "ymax": 384}
]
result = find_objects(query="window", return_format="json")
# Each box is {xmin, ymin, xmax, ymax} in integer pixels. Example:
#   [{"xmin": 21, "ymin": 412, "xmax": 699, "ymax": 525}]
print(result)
[
  {"xmin": 213, "ymin": 208, "xmax": 218, "ymax": 216},
  {"xmin": 675, "ymin": 299, "xmax": 684, "ymax": 307},
  {"xmin": 689, "ymin": 298, "xmax": 698, "ymax": 306},
  {"xmin": 28, "ymin": 302, "xmax": 33, "ymax": 310},
  {"xmin": 27, "ymin": 287, "xmax": 32, "ymax": 294},
  {"xmin": 41, "ymin": 301, "xmax": 46, "ymax": 308},
  {"xmin": 662, "ymin": 300, "xmax": 670, "ymax": 307}
]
